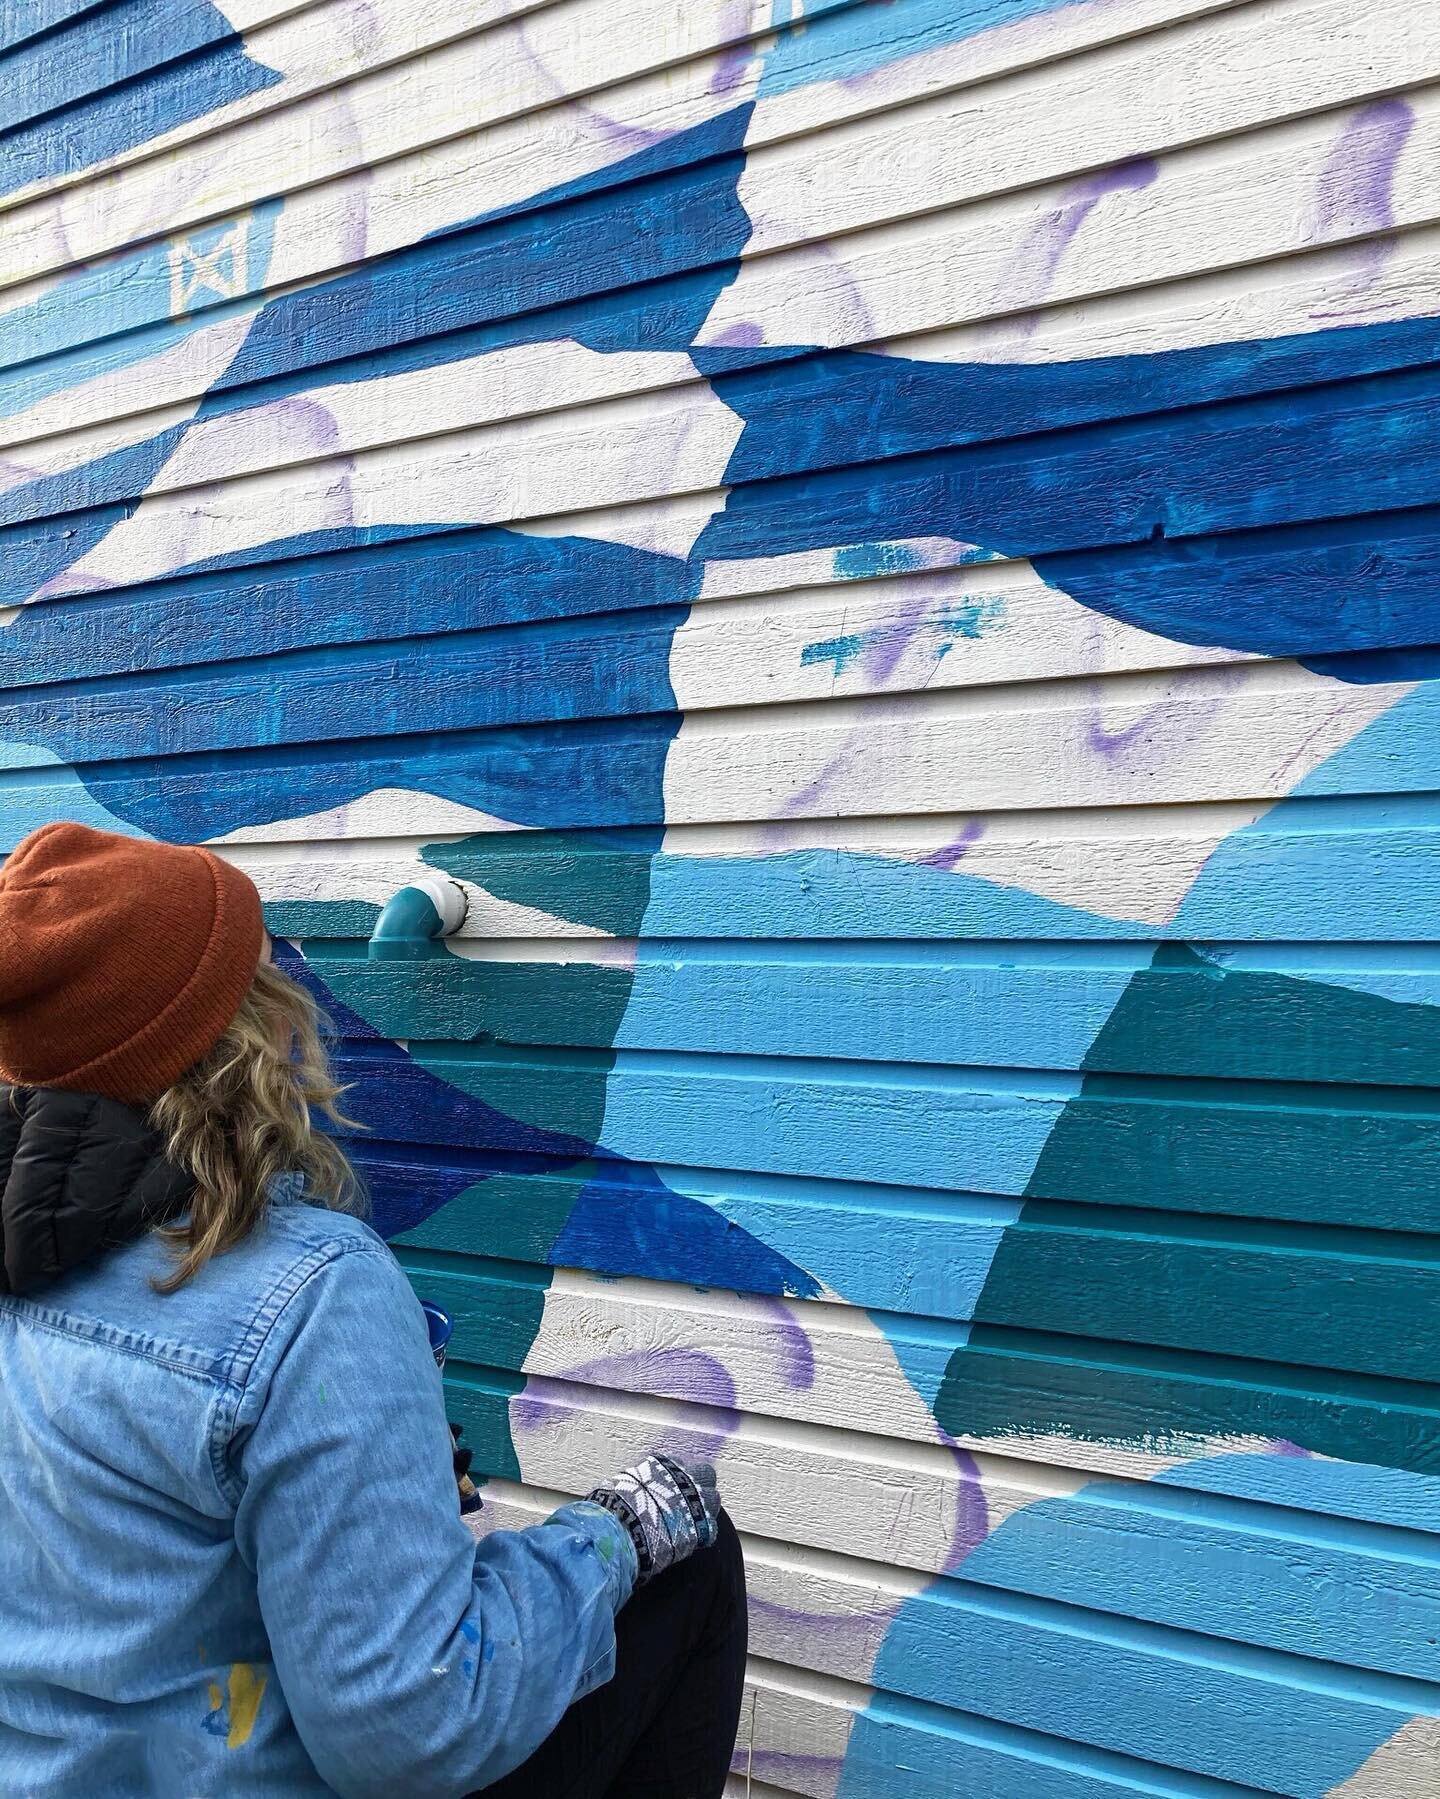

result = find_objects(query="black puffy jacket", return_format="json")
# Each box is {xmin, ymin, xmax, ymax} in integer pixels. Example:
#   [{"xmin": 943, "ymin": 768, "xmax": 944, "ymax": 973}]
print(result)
[{"xmin": 0, "ymin": 1086, "xmax": 194, "ymax": 1296}]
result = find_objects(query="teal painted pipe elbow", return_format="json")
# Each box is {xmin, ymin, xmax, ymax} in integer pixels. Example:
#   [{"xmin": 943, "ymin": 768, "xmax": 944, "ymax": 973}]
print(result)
[{"xmin": 368, "ymin": 875, "xmax": 468, "ymax": 960}]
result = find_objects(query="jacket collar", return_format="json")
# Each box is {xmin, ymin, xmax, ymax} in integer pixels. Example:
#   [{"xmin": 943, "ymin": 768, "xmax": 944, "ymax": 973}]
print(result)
[{"xmin": 0, "ymin": 1086, "xmax": 194, "ymax": 1295}]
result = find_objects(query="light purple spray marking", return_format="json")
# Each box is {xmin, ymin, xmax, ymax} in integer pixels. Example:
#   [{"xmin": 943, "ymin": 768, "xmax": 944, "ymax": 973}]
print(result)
[
  {"xmin": 755, "ymin": 1294, "xmax": 816, "ymax": 1389},
  {"xmin": 709, "ymin": 0, "xmax": 757, "ymax": 95},
  {"xmin": 999, "ymin": 157, "xmax": 1157, "ymax": 339},
  {"xmin": 916, "ymin": 818, "xmax": 983, "ymax": 872},
  {"xmin": 514, "ymin": 1352, "xmax": 740, "ymax": 1463},
  {"xmin": 512, "ymin": 19, "xmax": 670, "ymax": 152},
  {"xmin": 1314, "ymin": 98, "xmax": 1415, "ymax": 308},
  {"xmin": 939, "ymin": 1437, "xmax": 989, "ymax": 1574}
]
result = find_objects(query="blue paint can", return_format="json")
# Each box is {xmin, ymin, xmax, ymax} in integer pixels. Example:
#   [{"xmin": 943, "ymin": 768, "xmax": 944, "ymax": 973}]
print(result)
[
  {"xmin": 420, "ymin": 1298, "xmax": 453, "ymax": 1369},
  {"xmin": 418, "ymin": 1299, "xmax": 481, "ymax": 1516}
]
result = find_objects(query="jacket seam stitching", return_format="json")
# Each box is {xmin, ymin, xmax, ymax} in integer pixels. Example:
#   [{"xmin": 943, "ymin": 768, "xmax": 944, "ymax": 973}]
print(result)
[
  {"xmin": 0, "ymin": 1301, "xmax": 224, "ymax": 1384},
  {"xmin": 210, "ymin": 1236, "xmax": 391, "ymax": 1508}
]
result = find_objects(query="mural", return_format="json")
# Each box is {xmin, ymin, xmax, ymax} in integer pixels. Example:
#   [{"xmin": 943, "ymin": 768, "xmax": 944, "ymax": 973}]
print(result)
[{"xmin": 4, "ymin": 0, "xmax": 1440, "ymax": 1790}]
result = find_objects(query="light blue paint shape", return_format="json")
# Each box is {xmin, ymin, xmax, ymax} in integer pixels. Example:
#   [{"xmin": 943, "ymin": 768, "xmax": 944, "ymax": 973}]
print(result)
[
  {"xmin": 649, "ymin": 1163, "xmax": 1021, "ymax": 1317},
  {"xmin": 835, "ymin": 1688, "xmax": 1263, "ymax": 1799},
  {"xmin": 832, "ymin": 540, "xmax": 926, "ymax": 579},
  {"xmin": 1296, "ymin": 680, "xmax": 1440, "ymax": 798},
  {"xmin": 851, "ymin": 1489, "xmax": 1429, "ymax": 1797},
  {"xmin": 639, "ymin": 847, "xmax": 1144, "ymax": 939},
  {"xmin": 761, "ymin": 0, "xmax": 1088, "ymax": 96},
  {"xmin": 1153, "ymin": 1451, "xmax": 1440, "ymax": 1537},
  {"xmin": 1202, "ymin": 945, "xmax": 1440, "ymax": 1009},
  {"xmin": 0, "ymin": 744, "xmax": 150, "ymax": 851},
  {"xmin": 1175, "ymin": 791, "xmax": 1440, "ymax": 942},
  {"xmin": 877, "ymin": 1312, "xmax": 970, "ymax": 1412},
  {"xmin": 618, "ymin": 937, "xmax": 1138, "ymax": 1070},
  {"xmin": 598, "ymin": 1051, "xmax": 1076, "ymax": 1195}
]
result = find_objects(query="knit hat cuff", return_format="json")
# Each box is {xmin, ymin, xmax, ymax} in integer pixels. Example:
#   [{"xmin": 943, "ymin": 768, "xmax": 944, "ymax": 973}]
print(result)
[{"xmin": 40, "ymin": 850, "xmax": 264, "ymax": 1103}]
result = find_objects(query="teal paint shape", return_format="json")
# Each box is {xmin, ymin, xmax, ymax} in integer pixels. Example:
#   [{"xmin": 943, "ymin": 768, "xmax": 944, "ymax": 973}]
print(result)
[
  {"xmin": 264, "ymin": 900, "xmax": 380, "ymax": 940},
  {"xmin": 936, "ymin": 950, "xmax": 1440, "ymax": 1472},
  {"xmin": 439, "ymin": 1369, "xmax": 526, "ymax": 1483},
  {"xmin": 391, "ymin": 1167, "xmax": 599, "ymax": 1267},
  {"xmin": 306, "ymin": 949, "xmax": 635, "ymax": 1053},
  {"xmin": 426, "ymin": 828, "xmax": 659, "ymax": 938},
  {"xmin": 397, "ymin": 1260, "xmax": 549, "ymax": 1379},
  {"xmin": 1076, "ymin": 942, "xmax": 1440, "ymax": 1086}
]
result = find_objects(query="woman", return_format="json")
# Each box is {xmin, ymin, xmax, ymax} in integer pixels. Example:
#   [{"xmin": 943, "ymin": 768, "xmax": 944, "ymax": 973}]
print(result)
[{"xmin": 0, "ymin": 822, "xmax": 746, "ymax": 1798}]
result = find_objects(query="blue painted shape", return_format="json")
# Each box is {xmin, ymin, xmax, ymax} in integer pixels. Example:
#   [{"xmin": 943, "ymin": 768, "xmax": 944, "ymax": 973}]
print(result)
[
  {"xmin": 0, "ymin": 16, "xmax": 281, "ymax": 196},
  {"xmin": 618, "ymin": 937, "xmax": 1133, "ymax": 1067},
  {"xmin": 640, "ymin": 846, "xmax": 1137, "ymax": 938},
  {"xmin": 552, "ymin": 1162, "xmax": 821, "ymax": 1298},
  {"xmin": 0, "ymin": 526, "xmax": 694, "ymax": 685},
  {"xmin": 852, "ymin": 1476, "xmax": 1426, "ymax": 1796},
  {"xmin": 0, "ymin": 0, "xmax": 260, "ymax": 132},
  {"xmin": 212, "ymin": 107, "xmax": 755, "ymax": 399},
  {"xmin": 760, "ymin": 0, "xmax": 1081, "ymax": 95},
  {"xmin": 598, "ymin": 1055, "xmax": 1074, "ymax": 1195},
  {"xmin": 835, "ymin": 1690, "xmax": 1262, "ymax": 1799},
  {"xmin": 1296, "ymin": 682, "xmax": 1440, "ymax": 798},
  {"xmin": 2, "ymin": 0, "xmax": 105, "ymax": 48},
  {"xmin": 0, "ymin": 744, "xmax": 149, "ymax": 850},
  {"xmin": 37, "ymin": 713, "xmax": 681, "ymax": 844},
  {"xmin": 702, "ymin": 322, "xmax": 1440, "ymax": 488},
  {"xmin": 651, "ymin": 1164, "xmax": 1019, "ymax": 1316},
  {"xmin": 1154, "ymin": 1451, "xmax": 1440, "ymax": 1536},
  {"xmin": 874, "ymin": 1312, "xmax": 970, "ymax": 1412},
  {"xmin": 0, "ymin": 531, "xmax": 694, "ymax": 840},
  {"xmin": 1176, "ymin": 791, "xmax": 1440, "ymax": 943},
  {"xmin": 0, "ymin": 423, "xmax": 187, "ymax": 550}
]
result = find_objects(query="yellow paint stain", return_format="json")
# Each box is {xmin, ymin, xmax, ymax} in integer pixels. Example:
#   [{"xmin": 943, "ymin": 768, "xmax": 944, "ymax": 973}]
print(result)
[{"xmin": 224, "ymin": 1663, "xmax": 267, "ymax": 1750}]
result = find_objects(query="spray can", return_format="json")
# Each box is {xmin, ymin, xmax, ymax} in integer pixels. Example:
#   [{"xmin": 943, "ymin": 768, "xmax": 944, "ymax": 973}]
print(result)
[{"xmin": 420, "ymin": 1300, "xmax": 482, "ymax": 1515}]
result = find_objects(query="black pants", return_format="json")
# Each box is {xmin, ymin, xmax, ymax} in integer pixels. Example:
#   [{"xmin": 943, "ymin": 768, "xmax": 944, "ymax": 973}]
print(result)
[{"xmin": 477, "ymin": 1512, "xmax": 748, "ymax": 1799}]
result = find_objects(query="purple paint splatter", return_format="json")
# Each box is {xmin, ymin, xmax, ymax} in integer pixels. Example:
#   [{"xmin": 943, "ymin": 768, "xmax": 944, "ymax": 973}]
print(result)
[
  {"xmin": 1314, "ymin": 98, "xmax": 1415, "ymax": 303},
  {"xmin": 917, "ymin": 818, "xmax": 984, "ymax": 872}
]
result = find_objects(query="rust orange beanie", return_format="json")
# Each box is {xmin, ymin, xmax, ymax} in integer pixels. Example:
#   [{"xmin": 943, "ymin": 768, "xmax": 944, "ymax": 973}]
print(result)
[{"xmin": 0, "ymin": 822, "xmax": 265, "ymax": 1104}]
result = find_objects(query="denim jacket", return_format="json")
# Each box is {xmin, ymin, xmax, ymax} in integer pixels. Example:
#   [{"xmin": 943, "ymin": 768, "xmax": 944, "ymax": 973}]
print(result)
[{"xmin": 0, "ymin": 1191, "xmax": 636, "ymax": 1798}]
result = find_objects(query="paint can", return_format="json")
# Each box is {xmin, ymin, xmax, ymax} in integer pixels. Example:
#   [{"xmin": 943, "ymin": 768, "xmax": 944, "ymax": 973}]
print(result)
[
  {"xmin": 420, "ymin": 1298, "xmax": 453, "ymax": 1369},
  {"xmin": 418, "ymin": 1299, "xmax": 481, "ymax": 1515}
]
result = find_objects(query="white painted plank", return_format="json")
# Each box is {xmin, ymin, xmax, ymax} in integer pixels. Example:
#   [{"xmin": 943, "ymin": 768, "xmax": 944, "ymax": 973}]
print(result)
[{"xmin": 663, "ymin": 661, "xmax": 1407, "ymax": 825}]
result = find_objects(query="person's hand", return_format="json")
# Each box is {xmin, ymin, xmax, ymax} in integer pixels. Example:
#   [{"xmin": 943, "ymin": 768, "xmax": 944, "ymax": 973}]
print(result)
[
  {"xmin": 585, "ymin": 1454, "xmax": 721, "ymax": 1584},
  {"xmin": 449, "ymin": 1421, "xmax": 482, "ymax": 1515}
]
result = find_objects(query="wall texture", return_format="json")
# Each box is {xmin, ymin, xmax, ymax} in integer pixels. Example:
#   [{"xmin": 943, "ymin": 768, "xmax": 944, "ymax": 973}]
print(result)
[{"xmin": 5, "ymin": 1, "xmax": 1440, "ymax": 1792}]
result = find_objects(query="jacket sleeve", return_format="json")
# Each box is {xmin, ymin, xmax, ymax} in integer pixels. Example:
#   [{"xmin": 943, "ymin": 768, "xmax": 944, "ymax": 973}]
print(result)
[{"xmin": 229, "ymin": 1232, "xmax": 637, "ymax": 1799}]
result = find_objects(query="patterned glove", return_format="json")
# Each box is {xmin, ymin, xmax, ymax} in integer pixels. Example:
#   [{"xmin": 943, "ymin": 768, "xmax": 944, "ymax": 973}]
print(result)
[{"xmin": 585, "ymin": 1454, "xmax": 721, "ymax": 1584}]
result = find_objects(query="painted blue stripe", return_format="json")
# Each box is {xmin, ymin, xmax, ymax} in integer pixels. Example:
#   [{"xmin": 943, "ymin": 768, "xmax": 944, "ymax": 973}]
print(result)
[
  {"xmin": 209, "ymin": 106, "xmax": 755, "ymax": 401},
  {"xmin": 0, "ymin": 526, "xmax": 695, "ymax": 684},
  {"xmin": 1, "ymin": 0, "xmax": 234, "ymax": 129},
  {"xmin": 0, "ymin": 32, "xmax": 281, "ymax": 196},
  {"xmin": 1, "ymin": 0, "xmax": 105, "ymax": 51},
  {"xmin": 861, "ymin": 1468, "xmax": 1430, "ymax": 1796},
  {"xmin": 760, "ymin": 0, "xmax": 1083, "ymax": 96}
]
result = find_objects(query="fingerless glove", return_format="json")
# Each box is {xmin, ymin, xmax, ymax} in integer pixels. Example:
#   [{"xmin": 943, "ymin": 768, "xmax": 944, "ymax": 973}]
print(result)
[{"xmin": 585, "ymin": 1454, "xmax": 720, "ymax": 1584}]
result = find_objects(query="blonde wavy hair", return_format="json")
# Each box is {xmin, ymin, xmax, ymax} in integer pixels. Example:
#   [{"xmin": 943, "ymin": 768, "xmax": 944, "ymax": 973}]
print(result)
[{"xmin": 149, "ymin": 958, "xmax": 364, "ymax": 1291}]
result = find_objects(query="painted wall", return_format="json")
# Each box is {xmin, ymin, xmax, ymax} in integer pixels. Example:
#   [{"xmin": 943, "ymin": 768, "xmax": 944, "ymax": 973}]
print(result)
[{"xmin": 4, "ymin": 0, "xmax": 1440, "ymax": 1790}]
